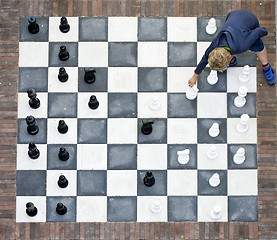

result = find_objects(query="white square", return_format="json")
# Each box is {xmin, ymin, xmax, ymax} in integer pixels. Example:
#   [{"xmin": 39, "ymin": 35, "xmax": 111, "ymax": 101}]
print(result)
[
  {"xmin": 108, "ymin": 17, "xmax": 137, "ymax": 41},
  {"xmin": 78, "ymin": 93, "xmax": 107, "ymax": 118},
  {"xmin": 228, "ymin": 170, "xmax": 257, "ymax": 195},
  {"xmin": 197, "ymin": 42, "xmax": 211, "ymax": 66},
  {"xmin": 49, "ymin": 17, "xmax": 78, "ymax": 42},
  {"xmin": 137, "ymin": 196, "xmax": 167, "ymax": 222},
  {"xmin": 77, "ymin": 196, "xmax": 107, "ymax": 222},
  {"xmin": 18, "ymin": 93, "xmax": 48, "ymax": 118},
  {"xmin": 167, "ymin": 17, "xmax": 197, "ymax": 42},
  {"xmin": 17, "ymin": 144, "xmax": 47, "ymax": 170},
  {"xmin": 77, "ymin": 144, "xmax": 107, "ymax": 170},
  {"xmin": 19, "ymin": 42, "xmax": 49, "ymax": 67},
  {"xmin": 197, "ymin": 93, "xmax": 227, "ymax": 118},
  {"xmin": 138, "ymin": 42, "xmax": 167, "ymax": 67},
  {"xmin": 108, "ymin": 67, "xmax": 137, "ymax": 92},
  {"xmin": 137, "ymin": 144, "xmax": 167, "ymax": 170},
  {"xmin": 107, "ymin": 170, "xmax": 137, "ymax": 196},
  {"xmin": 107, "ymin": 118, "xmax": 137, "ymax": 144},
  {"xmin": 167, "ymin": 67, "xmax": 195, "ymax": 92},
  {"xmin": 138, "ymin": 93, "xmax": 167, "ymax": 118},
  {"xmin": 78, "ymin": 42, "xmax": 108, "ymax": 67},
  {"xmin": 167, "ymin": 170, "xmax": 197, "ymax": 196},
  {"xmin": 46, "ymin": 170, "xmax": 77, "ymax": 196},
  {"xmin": 167, "ymin": 119, "xmax": 197, "ymax": 144}
]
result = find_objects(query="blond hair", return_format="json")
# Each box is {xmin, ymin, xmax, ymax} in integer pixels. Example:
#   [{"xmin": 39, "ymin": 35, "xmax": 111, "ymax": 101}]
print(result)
[{"xmin": 208, "ymin": 47, "xmax": 232, "ymax": 72}]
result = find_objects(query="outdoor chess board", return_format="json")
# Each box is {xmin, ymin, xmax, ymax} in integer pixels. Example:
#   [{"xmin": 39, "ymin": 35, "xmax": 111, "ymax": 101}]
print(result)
[{"xmin": 17, "ymin": 17, "xmax": 258, "ymax": 222}]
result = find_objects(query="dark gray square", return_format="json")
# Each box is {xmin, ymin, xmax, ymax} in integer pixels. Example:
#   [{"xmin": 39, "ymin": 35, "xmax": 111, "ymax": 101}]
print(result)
[
  {"xmin": 49, "ymin": 42, "xmax": 78, "ymax": 67},
  {"xmin": 138, "ymin": 17, "xmax": 167, "ymax": 41},
  {"xmin": 107, "ymin": 144, "xmax": 137, "ymax": 170},
  {"xmin": 168, "ymin": 144, "xmax": 197, "ymax": 169},
  {"xmin": 137, "ymin": 170, "xmax": 167, "ymax": 196},
  {"xmin": 77, "ymin": 170, "xmax": 107, "ymax": 196},
  {"xmin": 107, "ymin": 197, "xmax": 137, "ymax": 222},
  {"xmin": 19, "ymin": 68, "xmax": 48, "ymax": 92},
  {"xmin": 108, "ymin": 42, "xmax": 137, "ymax": 67},
  {"xmin": 228, "ymin": 144, "xmax": 257, "ymax": 169},
  {"xmin": 197, "ymin": 17, "xmax": 225, "ymax": 41},
  {"xmin": 138, "ymin": 118, "xmax": 167, "ymax": 144},
  {"xmin": 79, "ymin": 17, "xmax": 108, "ymax": 41},
  {"xmin": 47, "ymin": 144, "xmax": 77, "ymax": 170},
  {"xmin": 197, "ymin": 118, "xmax": 227, "ymax": 144},
  {"xmin": 168, "ymin": 93, "xmax": 197, "ymax": 118},
  {"xmin": 228, "ymin": 196, "xmax": 257, "ymax": 221},
  {"xmin": 48, "ymin": 93, "xmax": 77, "ymax": 118},
  {"xmin": 78, "ymin": 119, "xmax": 107, "ymax": 144},
  {"xmin": 78, "ymin": 68, "xmax": 107, "ymax": 92},
  {"xmin": 235, "ymin": 51, "xmax": 256, "ymax": 67},
  {"xmin": 168, "ymin": 42, "xmax": 197, "ymax": 67},
  {"xmin": 18, "ymin": 118, "xmax": 47, "ymax": 144},
  {"xmin": 138, "ymin": 68, "xmax": 167, "ymax": 92},
  {"xmin": 227, "ymin": 93, "xmax": 256, "ymax": 118},
  {"xmin": 108, "ymin": 93, "xmax": 137, "ymax": 118},
  {"xmin": 46, "ymin": 197, "xmax": 76, "ymax": 222},
  {"xmin": 168, "ymin": 196, "xmax": 197, "ymax": 221},
  {"xmin": 198, "ymin": 170, "xmax": 227, "ymax": 195},
  {"xmin": 20, "ymin": 17, "xmax": 49, "ymax": 42},
  {"xmin": 16, "ymin": 170, "xmax": 46, "ymax": 196}
]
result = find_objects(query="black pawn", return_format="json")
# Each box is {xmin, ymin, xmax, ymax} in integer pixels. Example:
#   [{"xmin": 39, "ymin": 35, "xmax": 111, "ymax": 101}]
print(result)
[
  {"xmin": 88, "ymin": 95, "xmax": 99, "ymax": 110},
  {"xmin": 28, "ymin": 16, "xmax": 39, "ymax": 34},
  {"xmin": 58, "ymin": 67, "xmax": 68, "ymax": 82},
  {"xmin": 27, "ymin": 88, "xmax": 40, "ymax": 109},
  {"xmin": 59, "ymin": 46, "xmax": 69, "ymax": 61},
  {"xmin": 26, "ymin": 202, "xmax": 38, "ymax": 217},
  {"xmin": 28, "ymin": 142, "xmax": 40, "ymax": 159},
  {"xmin": 141, "ymin": 120, "xmax": 154, "ymax": 135},
  {"xmin": 58, "ymin": 175, "xmax": 68, "ymax": 188},
  {"xmin": 143, "ymin": 171, "xmax": 155, "ymax": 187},
  {"xmin": 59, "ymin": 16, "xmax": 70, "ymax": 33},
  {"xmin": 58, "ymin": 147, "xmax": 69, "ymax": 161},
  {"xmin": 84, "ymin": 69, "xmax": 96, "ymax": 84},
  {"xmin": 26, "ymin": 115, "xmax": 39, "ymax": 135},
  {"xmin": 58, "ymin": 120, "xmax": 68, "ymax": 134},
  {"xmin": 56, "ymin": 202, "xmax": 67, "ymax": 215}
]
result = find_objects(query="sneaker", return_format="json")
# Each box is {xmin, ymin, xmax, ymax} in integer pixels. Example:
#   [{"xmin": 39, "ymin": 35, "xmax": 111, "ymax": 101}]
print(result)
[
  {"xmin": 228, "ymin": 56, "xmax": 237, "ymax": 67},
  {"xmin": 263, "ymin": 63, "xmax": 276, "ymax": 85}
]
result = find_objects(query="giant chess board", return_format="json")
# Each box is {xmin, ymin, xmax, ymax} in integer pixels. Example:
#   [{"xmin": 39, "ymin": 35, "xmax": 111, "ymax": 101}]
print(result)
[{"xmin": 17, "ymin": 17, "xmax": 258, "ymax": 222}]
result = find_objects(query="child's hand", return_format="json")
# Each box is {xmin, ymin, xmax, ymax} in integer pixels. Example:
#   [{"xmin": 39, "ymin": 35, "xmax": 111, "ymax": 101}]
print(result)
[{"xmin": 188, "ymin": 75, "xmax": 197, "ymax": 87}]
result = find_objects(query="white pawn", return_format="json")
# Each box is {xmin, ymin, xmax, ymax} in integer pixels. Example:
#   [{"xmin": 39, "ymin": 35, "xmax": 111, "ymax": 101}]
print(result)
[
  {"xmin": 234, "ymin": 86, "xmax": 248, "ymax": 108},
  {"xmin": 207, "ymin": 70, "xmax": 218, "ymax": 85},
  {"xmin": 151, "ymin": 200, "xmax": 162, "ymax": 214},
  {"xmin": 233, "ymin": 147, "xmax": 246, "ymax": 164},
  {"xmin": 237, "ymin": 114, "xmax": 249, "ymax": 133},
  {"xmin": 177, "ymin": 149, "xmax": 190, "ymax": 165},
  {"xmin": 239, "ymin": 65, "xmax": 250, "ymax": 83},
  {"xmin": 209, "ymin": 173, "xmax": 220, "ymax": 187},
  {"xmin": 209, "ymin": 123, "xmax": 220, "ymax": 137},
  {"xmin": 186, "ymin": 85, "xmax": 199, "ymax": 100},
  {"xmin": 149, "ymin": 95, "xmax": 160, "ymax": 110},
  {"xmin": 210, "ymin": 205, "xmax": 222, "ymax": 220},
  {"xmin": 207, "ymin": 145, "xmax": 218, "ymax": 160},
  {"xmin": 206, "ymin": 18, "xmax": 217, "ymax": 35}
]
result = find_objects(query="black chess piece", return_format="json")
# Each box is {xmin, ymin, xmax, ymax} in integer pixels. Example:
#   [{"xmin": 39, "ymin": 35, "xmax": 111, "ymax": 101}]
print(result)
[
  {"xmin": 58, "ymin": 147, "xmax": 69, "ymax": 161},
  {"xmin": 59, "ymin": 46, "xmax": 69, "ymax": 61},
  {"xmin": 56, "ymin": 202, "xmax": 67, "ymax": 215},
  {"xmin": 26, "ymin": 115, "xmax": 39, "ymax": 135},
  {"xmin": 143, "ymin": 171, "xmax": 155, "ymax": 187},
  {"xmin": 141, "ymin": 120, "xmax": 154, "ymax": 135},
  {"xmin": 88, "ymin": 95, "xmax": 99, "ymax": 110},
  {"xmin": 57, "ymin": 120, "xmax": 68, "ymax": 134},
  {"xmin": 58, "ymin": 67, "xmax": 68, "ymax": 82},
  {"xmin": 27, "ymin": 88, "xmax": 40, "ymax": 109},
  {"xmin": 28, "ymin": 142, "xmax": 40, "ymax": 159},
  {"xmin": 26, "ymin": 202, "xmax": 38, "ymax": 217},
  {"xmin": 58, "ymin": 175, "xmax": 68, "ymax": 188},
  {"xmin": 59, "ymin": 16, "xmax": 70, "ymax": 33},
  {"xmin": 84, "ymin": 69, "xmax": 96, "ymax": 84},
  {"xmin": 28, "ymin": 16, "xmax": 39, "ymax": 34}
]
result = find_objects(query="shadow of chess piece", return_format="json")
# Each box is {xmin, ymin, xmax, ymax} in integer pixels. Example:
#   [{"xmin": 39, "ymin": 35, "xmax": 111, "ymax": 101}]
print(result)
[
  {"xmin": 88, "ymin": 95, "xmax": 99, "ymax": 110},
  {"xmin": 84, "ymin": 68, "xmax": 96, "ymax": 84},
  {"xmin": 58, "ymin": 67, "xmax": 68, "ymax": 82},
  {"xmin": 59, "ymin": 16, "xmax": 70, "ymax": 33},
  {"xmin": 58, "ymin": 175, "xmax": 68, "ymax": 188},
  {"xmin": 26, "ymin": 202, "xmax": 38, "ymax": 217},
  {"xmin": 26, "ymin": 115, "xmax": 39, "ymax": 135},
  {"xmin": 27, "ymin": 88, "xmax": 40, "ymax": 109},
  {"xmin": 58, "ymin": 120, "xmax": 68, "ymax": 134},
  {"xmin": 143, "ymin": 171, "xmax": 155, "ymax": 187},
  {"xmin": 58, "ymin": 147, "xmax": 69, "ymax": 161},
  {"xmin": 59, "ymin": 46, "xmax": 69, "ymax": 61},
  {"xmin": 28, "ymin": 16, "xmax": 39, "ymax": 34},
  {"xmin": 56, "ymin": 203, "xmax": 67, "ymax": 215},
  {"xmin": 141, "ymin": 120, "xmax": 154, "ymax": 135},
  {"xmin": 28, "ymin": 142, "xmax": 40, "ymax": 159}
]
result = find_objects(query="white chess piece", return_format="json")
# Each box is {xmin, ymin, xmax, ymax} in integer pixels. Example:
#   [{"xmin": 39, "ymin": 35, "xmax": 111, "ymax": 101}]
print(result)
[
  {"xmin": 207, "ymin": 145, "xmax": 218, "ymax": 160},
  {"xmin": 209, "ymin": 123, "xmax": 220, "ymax": 137},
  {"xmin": 206, "ymin": 18, "xmax": 217, "ymax": 35},
  {"xmin": 233, "ymin": 147, "xmax": 246, "ymax": 164},
  {"xmin": 239, "ymin": 65, "xmax": 250, "ymax": 83},
  {"xmin": 234, "ymin": 86, "xmax": 248, "ymax": 108},
  {"xmin": 207, "ymin": 70, "xmax": 218, "ymax": 85},
  {"xmin": 210, "ymin": 205, "xmax": 222, "ymax": 220},
  {"xmin": 237, "ymin": 114, "xmax": 249, "ymax": 133},
  {"xmin": 177, "ymin": 149, "xmax": 190, "ymax": 165},
  {"xmin": 186, "ymin": 85, "xmax": 199, "ymax": 100},
  {"xmin": 149, "ymin": 95, "xmax": 160, "ymax": 110},
  {"xmin": 209, "ymin": 173, "xmax": 220, "ymax": 187},
  {"xmin": 151, "ymin": 200, "xmax": 162, "ymax": 214}
]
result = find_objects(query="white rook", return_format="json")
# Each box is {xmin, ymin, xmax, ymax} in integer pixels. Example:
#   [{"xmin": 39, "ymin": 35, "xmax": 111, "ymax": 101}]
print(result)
[
  {"xmin": 207, "ymin": 145, "xmax": 218, "ymax": 160},
  {"xmin": 206, "ymin": 18, "xmax": 217, "ymax": 35},
  {"xmin": 151, "ymin": 200, "xmax": 162, "ymax": 214},
  {"xmin": 207, "ymin": 70, "xmax": 218, "ymax": 85},
  {"xmin": 149, "ymin": 95, "xmax": 160, "ymax": 110},
  {"xmin": 209, "ymin": 123, "xmax": 220, "ymax": 137},
  {"xmin": 239, "ymin": 65, "xmax": 250, "ymax": 83},
  {"xmin": 177, "ymin": 149, "xmax": 190, "ymax": 165},
  {"xmin": 209, "ymin": 173, "xmax": 220, "ymax": 187},
  {"xmin": 233, "ymin": 147, "xmax": 246, "ymax": 164},
  {"xmin": 186, "ymin": 85, "xmax": 199, "ymax": 100},
  {"xmin": 237, "ymin": 114, "xmax": 249, "ymax": 133},
  {"xmin": 234, "ymin": 86, "xmax": 248, "ymax": 108},
  {"xmin": 210, "ymin": 205, "xmax": 222, "ymax": 220}
]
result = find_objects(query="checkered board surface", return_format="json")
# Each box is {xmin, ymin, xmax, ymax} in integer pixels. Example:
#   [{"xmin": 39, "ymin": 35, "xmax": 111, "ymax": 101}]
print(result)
[{"xmin": 17, "ymin": 17, "xmax": 258, "ymax": 222}]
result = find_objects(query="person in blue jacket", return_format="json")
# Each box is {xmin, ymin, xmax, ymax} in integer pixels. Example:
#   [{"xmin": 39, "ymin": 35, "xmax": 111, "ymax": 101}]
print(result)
[{"xmin": 188, "ymin": 9, "xmax": 276, "ymax": 87}]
